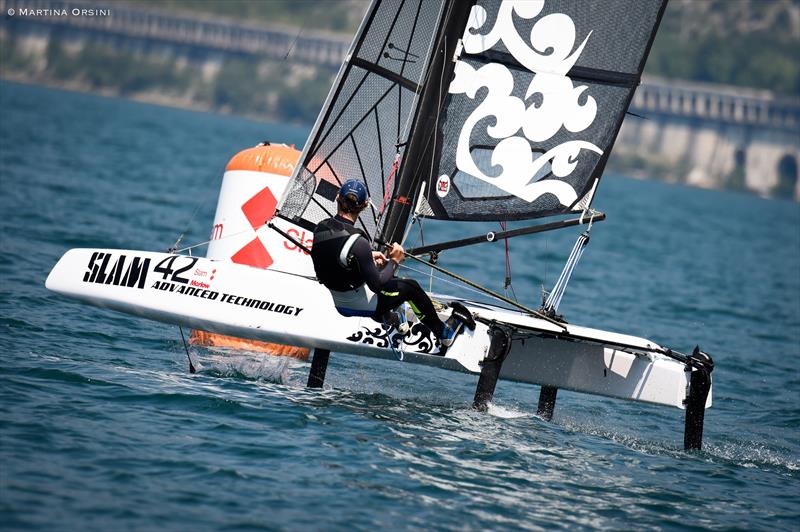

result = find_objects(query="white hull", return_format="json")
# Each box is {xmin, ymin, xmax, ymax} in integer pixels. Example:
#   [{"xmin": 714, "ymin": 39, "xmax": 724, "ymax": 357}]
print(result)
[{"xmin": 46, "ymin": 248, "xmax": 710, "ymax": 411}]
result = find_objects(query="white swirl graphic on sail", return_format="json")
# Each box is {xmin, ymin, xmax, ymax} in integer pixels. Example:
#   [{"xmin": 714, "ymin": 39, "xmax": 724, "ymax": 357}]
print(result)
[
  {"xmin": 451, "ymin": 0, "xmax": 603, "ymax": 206},
  {"xmin": 462, "ymin": 0, "xmax": 589, "ymax": 76}
]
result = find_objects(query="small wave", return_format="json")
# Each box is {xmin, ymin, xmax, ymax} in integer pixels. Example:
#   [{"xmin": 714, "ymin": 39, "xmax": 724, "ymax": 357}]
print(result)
[
  {"xmin": 704, "ymin": 440, "xmax": 799, "ymax": 474},
  {"xmin": 486, "ymin": 402, "xmax": 532, "ymax": 419},
  {"xmin": 12, "ymin": 364, "xmax": 123, "ymax": 391},
  {"xmin": 555, "ymin": 413, "xmax": 800, "ymax": 475},
  {"xmin": 194, "ymin": 350, "xmax": 296, "ymax": 384},
  {"xmin": 557, "ymin": 416, "xmax": 675, "ymax": 453}
]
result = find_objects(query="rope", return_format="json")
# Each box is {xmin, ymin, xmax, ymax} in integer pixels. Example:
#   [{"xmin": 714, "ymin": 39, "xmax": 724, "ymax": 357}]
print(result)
[
  {"xmin": 169, "ymin": 195, "xmax": 210, "ymax": 253},
  {"xmin": 283, "ymin": 17, "xmax": 307, "ymax": 60},
  {"xmin": 398, "ymin": 250, "xmax": 567, "ymax": 330},
  {"xmin": 378, "ymin": 152, "xmax": 401, "ymax": 217},
  {"xmin": 399, "ymin": 262, "xmax": 501, "ymax": 301},
  {"xmin": 173, "ymin": 220, "xmax": 273, "ymax": 254},
  {"xmin": 500, "ymin": 221, "xmax": 518, "ymax": 302},
  {"xmin": 544, "ymin": 227, "xmax": 591, "ymax": 313}
]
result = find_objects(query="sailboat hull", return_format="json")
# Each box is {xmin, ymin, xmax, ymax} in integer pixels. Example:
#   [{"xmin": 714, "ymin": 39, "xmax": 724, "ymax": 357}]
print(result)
[{"xmin": 46, "ymin": 248, "xmax": 709, "ymax": 410}]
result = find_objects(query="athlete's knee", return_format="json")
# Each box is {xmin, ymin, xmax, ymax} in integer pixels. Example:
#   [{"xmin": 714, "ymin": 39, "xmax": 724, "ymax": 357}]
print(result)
[{"xmin": 400, "ymin": 278, "xmax": 422, "ymax": 291}]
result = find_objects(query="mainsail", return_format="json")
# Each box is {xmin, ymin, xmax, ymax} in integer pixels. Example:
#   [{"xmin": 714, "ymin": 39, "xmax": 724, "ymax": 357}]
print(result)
[
  {"xmin": 423, "ymin": 0, "xmax": 668, "ymax": 224},
  {"xmin": 277, "ymin": 0, "xmax": 668, "ymax": 242}
]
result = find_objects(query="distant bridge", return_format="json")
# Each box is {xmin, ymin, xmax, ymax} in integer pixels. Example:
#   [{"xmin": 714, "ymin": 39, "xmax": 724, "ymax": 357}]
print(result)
[
  {"xmin": 632, "ymin": 77, "xmax": 798, "ymax": 133},
  {"xmin": 1, "ymin": 0, "xmax": 351, "ymax": 67},
  {"xmin": 622, "ymin": 77, "xmax": 799, "ymax": 198},
  {"xmin": 2, "ymin": 0, "xmax": 798, "ymax": 198}
]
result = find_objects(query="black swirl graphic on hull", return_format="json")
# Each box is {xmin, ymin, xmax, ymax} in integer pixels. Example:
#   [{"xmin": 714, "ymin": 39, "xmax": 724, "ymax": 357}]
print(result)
[{"xmin": 346, "ymin": 323, "xmax": 439, "ymax": 353}]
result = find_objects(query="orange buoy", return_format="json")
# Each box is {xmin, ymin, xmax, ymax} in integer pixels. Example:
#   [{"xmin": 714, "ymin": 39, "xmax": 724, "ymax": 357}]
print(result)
[{"xmin": 189, "ymin": 142, "xmax": 310, "ymax": 360}]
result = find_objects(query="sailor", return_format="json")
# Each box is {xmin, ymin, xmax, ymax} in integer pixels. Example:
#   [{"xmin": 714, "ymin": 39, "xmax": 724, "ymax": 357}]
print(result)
[{"xmin": 311, "ymin": 179, "xmax": 472, "ymax": 347}]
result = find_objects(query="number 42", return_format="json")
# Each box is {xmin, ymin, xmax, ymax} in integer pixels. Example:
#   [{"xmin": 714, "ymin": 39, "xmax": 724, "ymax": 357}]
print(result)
[{"xmin": 154, "ymin": 256, "xmax": 198, "ymax": 284}]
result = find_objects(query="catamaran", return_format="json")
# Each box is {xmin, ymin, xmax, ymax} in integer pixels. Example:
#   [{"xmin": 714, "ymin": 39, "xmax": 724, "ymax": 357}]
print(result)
[{"xmin": 46, "ymin": 0, "xmax": 714, "ymax": 449}]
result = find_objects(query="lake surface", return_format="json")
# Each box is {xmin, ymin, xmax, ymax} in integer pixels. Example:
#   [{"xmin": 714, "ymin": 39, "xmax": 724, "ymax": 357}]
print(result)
[{"xmin": 1, "ymin": 81, "xmax": 798, "ymax": 530}]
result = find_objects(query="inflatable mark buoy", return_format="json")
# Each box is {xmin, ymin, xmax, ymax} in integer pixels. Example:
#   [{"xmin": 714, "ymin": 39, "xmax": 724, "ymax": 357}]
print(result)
[{"xmin": 189, "ymin": 142, "xmax": 310, "ymax": 360}]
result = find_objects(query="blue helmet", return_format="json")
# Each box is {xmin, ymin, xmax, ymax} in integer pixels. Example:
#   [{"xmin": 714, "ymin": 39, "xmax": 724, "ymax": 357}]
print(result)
[{"xmin": 338, "ymin": 179, "xmax": 368, "ymax": 206}]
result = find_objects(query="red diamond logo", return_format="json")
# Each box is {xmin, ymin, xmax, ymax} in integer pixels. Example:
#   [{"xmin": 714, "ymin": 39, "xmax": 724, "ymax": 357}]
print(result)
[
  {"xmin": 229, "ymin": 186, "xmax": 278, "ymax": 269},
  {"xmin": 241, "ymin": 187, "xmax": 277, "ymax": 230},
  {"xmin": 231, "ymin": 238, "xmax": 273, "ymax": 269}
]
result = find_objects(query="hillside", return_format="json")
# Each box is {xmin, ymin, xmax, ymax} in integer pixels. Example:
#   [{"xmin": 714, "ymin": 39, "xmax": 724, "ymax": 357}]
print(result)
[
  {"xmin": 125, "ymin": 0, "xmax": 799, "ymax": 96},
  {"xmin": 649, "ymin": 0, "xmax": 800, "ymax": 95},
  {"xmin": 123, "ymin": 0, "xmax": 366, "ymax": 34}
]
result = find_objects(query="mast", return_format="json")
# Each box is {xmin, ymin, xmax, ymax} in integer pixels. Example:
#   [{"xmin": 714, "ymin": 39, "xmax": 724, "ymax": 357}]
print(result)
[{"xmin": 379, "ymin": 1, "xmax": 475, "ymax": 245}]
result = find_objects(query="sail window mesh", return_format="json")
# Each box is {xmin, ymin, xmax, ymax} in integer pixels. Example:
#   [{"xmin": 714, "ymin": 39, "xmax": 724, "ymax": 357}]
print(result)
[{"xmin": 277, "ymin": 0, "xmax": 446, "ymax": 238}]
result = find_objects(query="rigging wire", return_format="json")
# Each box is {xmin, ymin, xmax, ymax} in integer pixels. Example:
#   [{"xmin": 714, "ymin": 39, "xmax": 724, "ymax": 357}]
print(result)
[
  {"xmin": 167, "ymin": 171, "xmax": 215, "ymax": 368},
  {"xmin": 396, "ymin": 250, "xmax": 566, "ymax": 329},
  {"xmin": 544, "ymin": 232, "xmax": 587, "ymax": 312},
  {"xmin": 398, "ymin": 262, "xmax": 505, "ymax": 302},
  {"xmin": 172, "ymin": 222, "xmax": 267, "ymax": 254},
  {"xmin": 543, "ymin": 212, "xmax": 596, "ymax": 313},
  {"xmin": 169, "ymin": 194, "xmax": 211, "ymax": 253},
  {"xmin": 500, "ymin": 221, "xmax": 519, "ymax": 302},
  {"xmin": 283, "ymin": 13, "xmax": 309, "ymax": 60},
  {"xmin": 541, "ymin": 236, "xmax": 549, "ymax": 306}
]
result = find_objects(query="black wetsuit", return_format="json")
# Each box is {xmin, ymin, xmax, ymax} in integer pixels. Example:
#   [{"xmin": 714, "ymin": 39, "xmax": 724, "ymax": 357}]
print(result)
[{"xmin": 312, "ymin": 215, "xmax": 445, "ymax": 337}]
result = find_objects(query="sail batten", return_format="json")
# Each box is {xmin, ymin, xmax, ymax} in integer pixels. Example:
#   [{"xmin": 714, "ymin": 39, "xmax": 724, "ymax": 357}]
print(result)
[{"xmin": 466, "ymin": 49, "xmax": 642, "ymax": 88}]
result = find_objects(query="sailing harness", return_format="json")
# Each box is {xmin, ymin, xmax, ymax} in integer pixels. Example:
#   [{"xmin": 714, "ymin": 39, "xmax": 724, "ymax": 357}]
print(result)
[{"xmin": 310, "ymin": 218, "xmax": 370, "ymax": 292}]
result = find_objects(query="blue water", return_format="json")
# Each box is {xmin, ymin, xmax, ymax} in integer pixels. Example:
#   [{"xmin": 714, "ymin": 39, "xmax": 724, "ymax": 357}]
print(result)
[{"xmin": 1, "ymin": 81, "xmax": 798, "ymax": 530}]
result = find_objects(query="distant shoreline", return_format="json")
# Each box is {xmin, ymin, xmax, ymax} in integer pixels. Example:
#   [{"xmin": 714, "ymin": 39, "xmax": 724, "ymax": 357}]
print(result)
[
  {"xmin": 2, "ymin": 76, "xmax": 796, "ymax": 203},
  {"xmin": 0, "ymin": 74, "xmax": 311, "ymax": 127}
]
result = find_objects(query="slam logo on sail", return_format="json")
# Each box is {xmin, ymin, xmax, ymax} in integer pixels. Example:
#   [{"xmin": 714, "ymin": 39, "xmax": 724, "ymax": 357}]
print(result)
[{"xmin": 83, "ymin": 252, "xmax": 150, "ymax": 289}]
